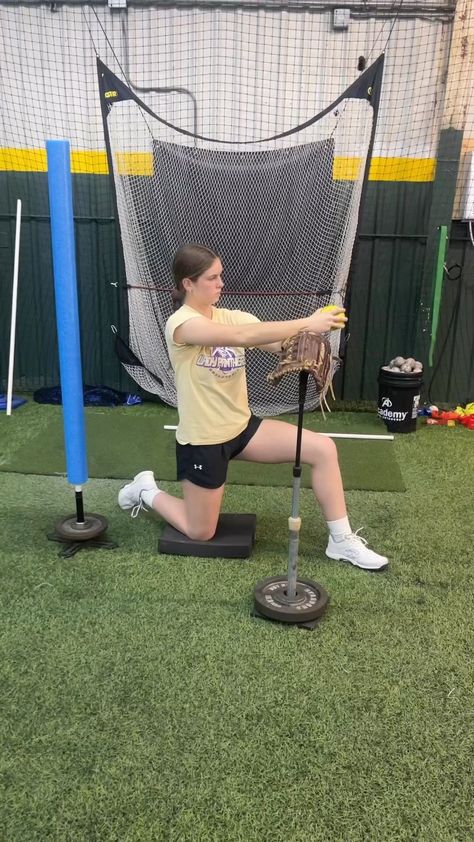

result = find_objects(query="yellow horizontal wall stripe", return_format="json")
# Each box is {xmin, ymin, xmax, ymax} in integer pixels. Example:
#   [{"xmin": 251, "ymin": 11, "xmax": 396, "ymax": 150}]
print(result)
[
  {"xmin": 369, "ymin": 157, "xmax": 436, "ymax": 182},
  {"xmin": 0, "ymin": 148, "xmax": 437, "ymax": 182},
  {"xmin": 333, "ymin": 157, "xmax": 363, "ymax": 180},
  {"xmin": 335, "ymin": 156, "xmax": 436, "ymax": 182},
  {"xmin": 0, "ymin": 148, "xmax": 48, "ymax": 172},
  {"xmin": 0, "ymin": 148, "xmax": 110, "ymax": 174},
  {"xmin": 72, "ymin": 150, "xmax": 109, "ymax": 174},
  {"xmin": 114, "ymin": 151, "xmax": 153, "ymax": 176}
]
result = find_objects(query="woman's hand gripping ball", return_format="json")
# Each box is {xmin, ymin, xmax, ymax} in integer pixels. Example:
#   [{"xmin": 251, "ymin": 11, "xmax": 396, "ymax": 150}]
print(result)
[{"xmin": 316, "ymin": 304, "xmax": 347, "ymax": 330}]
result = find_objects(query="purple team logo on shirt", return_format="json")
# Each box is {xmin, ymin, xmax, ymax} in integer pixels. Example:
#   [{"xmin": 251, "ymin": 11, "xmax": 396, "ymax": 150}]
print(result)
[{"xmin": 196, "ymin": 347, "xmax": 246, "ymax": 378}]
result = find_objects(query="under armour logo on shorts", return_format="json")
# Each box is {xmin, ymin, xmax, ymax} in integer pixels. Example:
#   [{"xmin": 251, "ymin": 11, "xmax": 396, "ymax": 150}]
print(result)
[{"xmin": 194, "ymin": 464, "xmax": 203, "ymax": 470}]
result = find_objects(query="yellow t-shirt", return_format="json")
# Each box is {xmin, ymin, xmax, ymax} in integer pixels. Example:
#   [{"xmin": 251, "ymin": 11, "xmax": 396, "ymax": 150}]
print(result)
[{"xmin": 165, "ymin": 304, "xmax": 260, "ymax": 445}]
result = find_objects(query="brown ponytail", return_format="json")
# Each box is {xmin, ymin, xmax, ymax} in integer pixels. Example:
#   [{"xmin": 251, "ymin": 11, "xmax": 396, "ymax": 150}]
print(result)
[{"xmin": 171, "ymin": 287, "xmax": 185, "ymax": 312}]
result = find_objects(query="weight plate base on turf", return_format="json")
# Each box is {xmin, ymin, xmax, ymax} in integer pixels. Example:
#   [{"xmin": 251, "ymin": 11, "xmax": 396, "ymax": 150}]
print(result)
[
  {"xmin": 251, "ymin": 606, "xmax": 320, "ymax": 630},
  {"xmin": 54, "ymin": 513, "xmax": 108, "ymax": 541},
  {"xmin": 47, "ymin": 533, "xmax": 119, "ymax": 559},
  {"xmin": 253, "ymin": 575, "xmax": 329, "ymax": 625}
]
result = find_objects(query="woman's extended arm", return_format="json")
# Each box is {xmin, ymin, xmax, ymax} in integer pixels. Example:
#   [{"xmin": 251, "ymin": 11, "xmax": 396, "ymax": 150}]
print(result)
[
  {"xmin": 173, "ymin": 308, "xmax": 346, "ymax": 347},
  {"xmin": 256, "ymin": 340, "xmax": 283, "ymax": 354}
]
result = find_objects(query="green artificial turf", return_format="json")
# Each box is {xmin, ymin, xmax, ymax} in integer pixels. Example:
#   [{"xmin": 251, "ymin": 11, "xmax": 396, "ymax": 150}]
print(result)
[
  {"xmin": 0, "ymin": 401, "xmax": 405, "ymax": 492},
  {"xmin": 1, "ymin": 410, "xmax": 473, "ymax": 841}
]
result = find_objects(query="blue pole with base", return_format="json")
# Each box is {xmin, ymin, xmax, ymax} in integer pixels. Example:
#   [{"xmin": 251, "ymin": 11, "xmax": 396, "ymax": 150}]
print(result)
[{"xmin": 45, "ymin": 139, "xmax": 117, "ymax": 557}]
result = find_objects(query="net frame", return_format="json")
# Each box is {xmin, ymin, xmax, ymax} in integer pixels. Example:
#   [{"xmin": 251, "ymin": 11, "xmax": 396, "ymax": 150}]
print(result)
[{"xmin": 98, "ymin": 55, "xmax": 384, "ymax": 414}]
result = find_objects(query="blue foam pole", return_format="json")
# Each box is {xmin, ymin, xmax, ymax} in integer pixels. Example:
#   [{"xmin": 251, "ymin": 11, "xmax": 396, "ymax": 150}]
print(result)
[{"xmin": 46, "ymin": 140, "xmax": 88, "ymax": 486}]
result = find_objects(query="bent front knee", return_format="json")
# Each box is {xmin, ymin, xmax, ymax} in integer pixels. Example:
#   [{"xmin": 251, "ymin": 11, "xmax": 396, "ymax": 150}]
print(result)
[
  {"xmin": 313, "ymin": 434, "xmax": 339, "ymax": 465},
  {"xmin": 323, "ymin": 436, "xmax": 338, "ymax": 459}
]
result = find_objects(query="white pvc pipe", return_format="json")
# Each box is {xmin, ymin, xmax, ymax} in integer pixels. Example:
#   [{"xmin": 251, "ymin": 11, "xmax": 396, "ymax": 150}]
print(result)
[
  {"xmin": 163, "ymin": 424, "xmax": 394, "ymax": 441},
  {"xmin": 6, "ymin": 199, "xmax": 22, "ymax": 416},
  {"xmin": 320, "ymin": 432, "xmax": 394, "ymax": 440}
]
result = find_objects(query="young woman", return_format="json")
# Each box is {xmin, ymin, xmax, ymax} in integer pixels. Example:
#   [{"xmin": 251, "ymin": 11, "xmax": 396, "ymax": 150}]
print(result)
[{"xmin": 118, "ymin": 244, "xmax": 388, "ymax": 571}]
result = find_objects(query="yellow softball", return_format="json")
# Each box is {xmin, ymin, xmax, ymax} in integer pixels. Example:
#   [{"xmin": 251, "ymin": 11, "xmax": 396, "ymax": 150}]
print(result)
[{"xmin": 320, "ymin": 304, "xmax": 346, "ymax": 329}]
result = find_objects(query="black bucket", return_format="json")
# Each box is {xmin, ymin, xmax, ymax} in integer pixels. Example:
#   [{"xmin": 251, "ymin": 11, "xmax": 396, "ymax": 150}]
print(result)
[{"xmin": 377, "ymin": 367, "xmax": 423, "ymax": 433}]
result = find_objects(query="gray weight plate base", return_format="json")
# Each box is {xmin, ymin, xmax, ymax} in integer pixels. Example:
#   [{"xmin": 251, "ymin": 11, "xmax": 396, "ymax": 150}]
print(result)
[
  {"xmin": 47, "ymin": 533, "xmax": 119, "ymax": 559},
  {"xmin": 250, "ymin": 606, "xmax": 320, "ymax": 630}
]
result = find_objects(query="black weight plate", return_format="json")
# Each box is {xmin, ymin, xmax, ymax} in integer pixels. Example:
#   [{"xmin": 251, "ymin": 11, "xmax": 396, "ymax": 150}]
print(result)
[
  {"xmin": 55, "ymin": 513, "xmax": 108, "ymax": 541},
  {"xmin": 254, "ymin": 576, "xmax": 329, "ymax": 623}
]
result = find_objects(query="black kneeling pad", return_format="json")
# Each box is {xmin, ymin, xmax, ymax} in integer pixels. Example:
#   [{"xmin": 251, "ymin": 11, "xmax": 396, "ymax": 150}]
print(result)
[{"xmin": 158, "ymin": 513, "xmax": 257, "ymax": 559}]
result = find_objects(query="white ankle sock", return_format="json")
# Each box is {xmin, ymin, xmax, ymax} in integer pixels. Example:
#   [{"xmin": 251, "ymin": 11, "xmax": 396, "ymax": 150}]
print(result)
[
  {"xmin": 327, "ymin": 516, "xmax": 351, "ymax": 541},
  {"xmin": 141, "ymin": 488, "xmax": 162, "ymax": 508}
]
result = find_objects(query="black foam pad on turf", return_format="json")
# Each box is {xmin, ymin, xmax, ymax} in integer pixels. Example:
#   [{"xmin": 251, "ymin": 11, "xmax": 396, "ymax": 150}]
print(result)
[{"xmin": 158, "ymin": 513, "xmax": 257, "ymax": 559}]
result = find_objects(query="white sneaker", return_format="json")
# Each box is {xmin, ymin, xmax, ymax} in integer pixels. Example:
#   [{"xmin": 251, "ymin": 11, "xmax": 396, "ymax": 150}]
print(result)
[
  {"xmin": 118, "ymin": 470, "xmax": 158, "ymax": 518},
  {"xmin": 326, "ymin": 529, "xmax": 388, "ymax": 571}
]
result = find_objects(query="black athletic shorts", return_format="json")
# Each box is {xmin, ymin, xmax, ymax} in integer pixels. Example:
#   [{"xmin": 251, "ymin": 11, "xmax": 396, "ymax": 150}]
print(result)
[{"xmin": 176, "ymin": 414, "xmax": 262, "ymax": 489}]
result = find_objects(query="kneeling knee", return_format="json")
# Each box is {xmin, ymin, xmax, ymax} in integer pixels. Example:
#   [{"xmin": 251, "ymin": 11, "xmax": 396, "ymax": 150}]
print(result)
[{"xmin": 187, "ymin": 524, "xmax": 217, "ymax": 542}]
